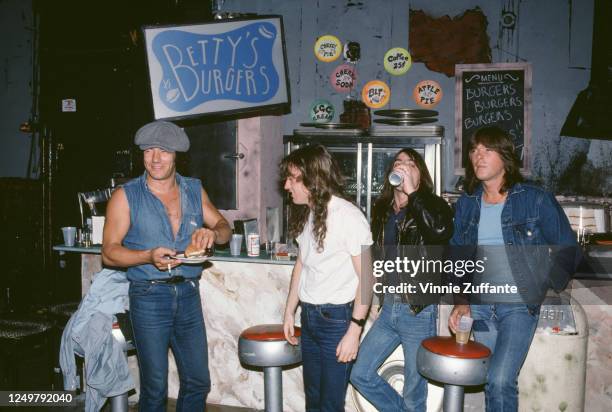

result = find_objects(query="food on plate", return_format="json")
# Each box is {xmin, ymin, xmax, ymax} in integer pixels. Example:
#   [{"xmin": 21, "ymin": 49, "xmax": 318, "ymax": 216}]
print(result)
[{"xmin": 184, "ymin": 244, "xmax": 213, "ymax": 258}]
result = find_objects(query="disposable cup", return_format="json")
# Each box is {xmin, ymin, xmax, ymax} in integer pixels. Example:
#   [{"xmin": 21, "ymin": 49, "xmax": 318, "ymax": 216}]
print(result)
[
  {"xmin": 62, "ymin": 226, "xmax": 77, "ymax": 247},
  {"xmin": 456, "ymin": 315, "xmax": 473, "ymax": 344},
  {"xmin": 230, "ymin": 234, "xmax": 243, "ymax": 256}
]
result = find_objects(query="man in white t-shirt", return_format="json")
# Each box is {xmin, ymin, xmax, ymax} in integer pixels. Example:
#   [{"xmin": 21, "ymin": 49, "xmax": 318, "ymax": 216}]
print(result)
[{"xmin": 281, "ymin": 145, "xmax": 373, "ymax": 412}]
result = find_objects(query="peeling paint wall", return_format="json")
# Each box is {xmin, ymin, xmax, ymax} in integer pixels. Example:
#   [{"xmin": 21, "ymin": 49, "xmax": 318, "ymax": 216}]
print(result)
[
  {"xmin": 225, "ymin": 0, "xmax": 611, "ymax": 195},
  {"xmin": 0, "ymin": 0, "xmax": 34, "ymax": 177}
]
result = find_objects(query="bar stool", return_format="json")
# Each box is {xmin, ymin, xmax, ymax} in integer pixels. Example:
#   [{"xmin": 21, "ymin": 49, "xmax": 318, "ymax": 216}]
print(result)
[
  {"xmin": 238, "ymin": 324, "xmax": 302, "ymax": 412},
  {"xmin": 48, "ymin": 302, "xmax": 81, "ymax": 390},
  {"xmin": 0, "ymin": 315, "xmax": 54, "ymax": 390},
  {"xmin": 71, "ymin": 319, "xmax": 134, "ymax": 412},
  {"xmin": 417, "ymin": 336, "xmax": 491, "ymax": 412},
  {"xmin": 108, "ymin": 320, "xmax": 134, "ymax": 412}
]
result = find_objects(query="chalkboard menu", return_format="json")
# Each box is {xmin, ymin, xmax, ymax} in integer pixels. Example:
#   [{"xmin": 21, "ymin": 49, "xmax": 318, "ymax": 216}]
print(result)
[{"xmin": 455, "ymin": 63, "xmax": 532, "ymax": 174}]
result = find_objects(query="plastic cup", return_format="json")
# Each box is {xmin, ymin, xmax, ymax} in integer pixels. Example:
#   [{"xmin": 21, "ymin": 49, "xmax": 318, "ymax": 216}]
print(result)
[
  {"xmin": 455, "ymin": 315, "xmax": 473, "ymax": 344},
  {"xmin": 61, "ymin": 226, "xmax": 77, "ymax": 247},
  {"xmin": 230, "ymin": 234, "xmax": 243, "ymax": 256}
]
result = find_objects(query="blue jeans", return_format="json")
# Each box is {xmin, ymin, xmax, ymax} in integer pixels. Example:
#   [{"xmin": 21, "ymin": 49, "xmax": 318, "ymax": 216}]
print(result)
[
  {"xmin": 470, "ymin": 304, "xmax": 540, "ymax": 412},
  {"xmin": 350, "ymin": 297, "xmax": 437, "ymax": 412},
  {"xmin": 300, "ymin": 301, "xmax": 353, "ymax": 412},
  {"xmin": 129, "ymin": 279, "xmax": 210, "ymax": 412}
]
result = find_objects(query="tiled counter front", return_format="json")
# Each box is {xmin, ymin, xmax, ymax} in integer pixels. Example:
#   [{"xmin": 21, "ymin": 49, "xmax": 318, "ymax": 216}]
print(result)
[{"xmin": 167, "ymin": 259, "xmax": 305, "ymax": 411}]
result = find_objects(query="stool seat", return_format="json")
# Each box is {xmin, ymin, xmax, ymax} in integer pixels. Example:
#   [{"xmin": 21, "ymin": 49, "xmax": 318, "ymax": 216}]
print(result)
[
  {"xmin": 238, "ymin": 324, "xmax": 302, "ymax": 367},
  {"xmin": 417, "ymin": 336, "xmax": 491, "ymax": 387},
  {"xmin": 417, "ymin": 336, "xmax": 492, "ymax": 412},
  {"xmin": 240, "ymin": 324, "xmax": 301, "ymax": 341},
  {"xmin": 238, "ymin": 323, "xmax": 302, "ymax": 412},
  {"xmin": 0, "ymin": 317, "xmax": 53, "ymax": 340},
  {"xmin": 421, "ymin": 336, "xmax": 490, "ymax": 359}
]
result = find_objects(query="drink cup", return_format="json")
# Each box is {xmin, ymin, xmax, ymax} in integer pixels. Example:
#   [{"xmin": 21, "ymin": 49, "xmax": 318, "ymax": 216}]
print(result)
[
  {"xmin": 61, "ymin": 226, "xmax": 77, "ymax": 247},
  {"xmin": 230, "ymin": 234, "xmax": 243, "ymax": 256},
  {"xmin": 388, "ymin": 171, "xmax": 403, "ymax": 186},
  {"xmin": 455, "ymin": 315, "xmax": 473, "ymax": 344}
]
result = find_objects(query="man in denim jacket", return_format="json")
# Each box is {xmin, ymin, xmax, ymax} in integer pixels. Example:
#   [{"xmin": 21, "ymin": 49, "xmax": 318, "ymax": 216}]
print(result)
[{"xmin": 448, "ymin": 126, "xmax": 580, "ymax": 412}]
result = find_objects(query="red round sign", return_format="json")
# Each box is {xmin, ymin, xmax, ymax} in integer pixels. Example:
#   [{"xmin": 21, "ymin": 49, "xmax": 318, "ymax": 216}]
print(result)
[{"xmin": 330, "ymin": 64, "xmax": 357, "ymax": 93}]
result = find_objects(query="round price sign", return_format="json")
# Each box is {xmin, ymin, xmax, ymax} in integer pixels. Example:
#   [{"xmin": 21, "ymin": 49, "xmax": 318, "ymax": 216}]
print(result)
[
  {"xmin": 413, "ymin": 80, "xmax": 443, "ymax": 108},
  {"xmin": 309, "ymin": 99, "xmax": 335, "ymax": 123},
  {"xmin": 330, "ymin": 64, "xmax": 357, "ymax": 93},
  {"xmin": 384, "ymin": 47, "xmax": 412, "ymax": 75},
  {"xmin": 314, "ymin": 35, "xmax": 342, "ymax": 62},
  {"xmin": 361, "ymin": 80, "xmax": 391, "ymax": 109}
]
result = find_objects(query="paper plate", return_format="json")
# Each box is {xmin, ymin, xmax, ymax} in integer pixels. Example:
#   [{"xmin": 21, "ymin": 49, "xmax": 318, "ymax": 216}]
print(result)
[{"xmin": 170, "ymin": 254, "xmax": 209, "ymax": 264}]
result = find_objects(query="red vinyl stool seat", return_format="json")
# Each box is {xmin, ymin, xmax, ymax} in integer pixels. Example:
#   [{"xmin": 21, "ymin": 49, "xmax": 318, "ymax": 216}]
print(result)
[
  {"xmin": 421, "ymin": 336, "xmax": 491, "ymax": 359},
  {"xmin": 238, "ymin": 324, "xmax": 302, "ymax": 412},
  {"xmin": 417, "ymin": 336, "xmax": 491, "ymax": 412},
  {"xmin": 240, "ymin": 324, "xmax": 301, "ymax": 342}
]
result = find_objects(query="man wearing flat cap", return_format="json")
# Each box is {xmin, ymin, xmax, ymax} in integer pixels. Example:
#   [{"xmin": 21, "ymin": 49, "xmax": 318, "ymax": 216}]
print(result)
[{"xmin": 103, "ymin": 120, "xmax": 231, "ymax": 411}]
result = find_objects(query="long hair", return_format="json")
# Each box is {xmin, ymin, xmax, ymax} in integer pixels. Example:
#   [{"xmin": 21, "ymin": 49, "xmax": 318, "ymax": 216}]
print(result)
[
  {"xmin": 464, "ymin": 126, "xmax": 524, "ymax": 194},
  {"xmin": 280, "ymin": 145, "xmax": 346, "ymax": 251},
  {"xmin": 374, "ymin": 148, "xmax": 434, "ymax": 211}
]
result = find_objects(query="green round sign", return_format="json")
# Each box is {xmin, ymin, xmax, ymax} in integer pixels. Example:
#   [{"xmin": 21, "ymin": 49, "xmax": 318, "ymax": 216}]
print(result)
[
  {"xmin": 309, "ymin": 100, "xmax": 335, "ymax": 123},
  {"xmin": 384, "ymin": 47, "xmax": 412, "ymax": 75}
]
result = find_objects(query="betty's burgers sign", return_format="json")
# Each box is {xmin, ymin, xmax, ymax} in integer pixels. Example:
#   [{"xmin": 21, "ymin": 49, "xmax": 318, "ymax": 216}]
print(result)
[{"xmin": 143, "ymin": 16, "xmax": 290, "ymax": 120}]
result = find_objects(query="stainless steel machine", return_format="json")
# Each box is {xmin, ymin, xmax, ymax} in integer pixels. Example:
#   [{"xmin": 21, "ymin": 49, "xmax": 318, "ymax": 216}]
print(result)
[{"xmin": 284, "ymin": 125, "xmax": 444, "ymax": 221}]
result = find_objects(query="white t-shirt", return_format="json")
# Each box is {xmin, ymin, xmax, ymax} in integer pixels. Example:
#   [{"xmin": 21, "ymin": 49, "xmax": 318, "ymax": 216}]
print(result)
[{"xmin": 296, "ymin": 196, "xmax": 373, "ymax": 304}]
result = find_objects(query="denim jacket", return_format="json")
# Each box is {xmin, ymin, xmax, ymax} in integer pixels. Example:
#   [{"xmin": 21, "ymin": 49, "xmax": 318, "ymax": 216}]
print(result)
[{"xmin": 450, "ymin": 183, "xmax": 581, "ymax": 301}]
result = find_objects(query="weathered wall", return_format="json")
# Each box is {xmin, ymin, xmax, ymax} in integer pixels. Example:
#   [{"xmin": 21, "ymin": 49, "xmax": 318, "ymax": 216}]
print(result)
[{"xmin": 225, "ymin": 0, "xmax": 611, "ymax": 195}]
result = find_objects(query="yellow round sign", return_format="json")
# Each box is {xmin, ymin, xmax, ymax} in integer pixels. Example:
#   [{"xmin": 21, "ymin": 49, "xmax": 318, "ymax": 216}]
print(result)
[
  {"xmin": 384, "ymin": 47, "xmax": 412, "ymax": 75},
  {"xmin": 361, "ymin": 80, "xmax": 391, "ymax": 109},
  {"xmin": 413, "ymin": 80, "xmax": 443, "ymax": 108},
  {"xmin": 314, "ymin": 35, "xmax": 342, "ymax": 62}
]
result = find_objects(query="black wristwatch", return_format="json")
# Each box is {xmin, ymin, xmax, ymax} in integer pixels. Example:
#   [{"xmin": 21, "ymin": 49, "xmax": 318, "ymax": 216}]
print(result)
[{"xmin": 351, "ymin": 317, "xmax": 366, "ymax": 327}]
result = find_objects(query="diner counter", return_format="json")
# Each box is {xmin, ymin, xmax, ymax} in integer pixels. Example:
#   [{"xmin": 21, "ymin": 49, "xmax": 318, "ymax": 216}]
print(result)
[{"xmin": 53, "ymin": 244, "xmax": 296, "ymax": 266}]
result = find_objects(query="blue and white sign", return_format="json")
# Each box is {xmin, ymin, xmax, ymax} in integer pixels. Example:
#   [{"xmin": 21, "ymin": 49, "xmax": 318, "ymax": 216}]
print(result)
[{"xmin": 143, "ymin": 17, "xmax": 290, "ymax": 120}]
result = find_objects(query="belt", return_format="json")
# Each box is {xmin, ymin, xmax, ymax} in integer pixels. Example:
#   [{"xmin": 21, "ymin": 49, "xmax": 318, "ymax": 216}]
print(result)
[{"xmin": 149, "ymin": 276, "xmax": 194, "ymax": 284}]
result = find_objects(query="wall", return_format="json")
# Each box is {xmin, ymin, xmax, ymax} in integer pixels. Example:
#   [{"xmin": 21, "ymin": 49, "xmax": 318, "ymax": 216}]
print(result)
[
  {"xmin": 224, "ymin": 0, "xmax": 611, "ymax": 195},
  {"xmin": 0, "ymin": 0, "xmax": 35, "ymax": 178},
  {"xmin": 3, "ymin": 0, "xmax": 609, "ymax": 192},
  {"xmin": 220, "ymin": 116, "xmax": 284, "ymax": 240}
]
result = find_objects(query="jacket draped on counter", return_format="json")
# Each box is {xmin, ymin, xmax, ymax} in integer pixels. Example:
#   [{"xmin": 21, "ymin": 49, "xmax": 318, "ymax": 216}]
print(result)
[{"xmin": 60, "ymin": 268, "xmax": 133, "ymax": 412}]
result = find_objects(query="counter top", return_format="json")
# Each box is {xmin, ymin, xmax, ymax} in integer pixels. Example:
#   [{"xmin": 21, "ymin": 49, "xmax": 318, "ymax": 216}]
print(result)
[{"xmin": 53, "ymin": 244, "xmax": 296, "ymax": 266}]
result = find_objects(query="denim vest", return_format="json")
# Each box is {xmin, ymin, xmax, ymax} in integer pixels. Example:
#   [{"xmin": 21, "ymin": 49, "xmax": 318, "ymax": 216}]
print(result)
[
  {"xmin": 123, "ymin": 173, "xmax": 204, "ymax": 281},
  {"xmin": 450, "ymin": 182, "xmax": 580, "ymax": 299}
]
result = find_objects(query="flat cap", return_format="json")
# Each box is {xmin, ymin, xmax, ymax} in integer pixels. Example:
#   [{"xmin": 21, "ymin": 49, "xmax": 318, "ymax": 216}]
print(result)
[{"xmin": 134, "ymin": 120, "xmax": 190, "ymax": 152}]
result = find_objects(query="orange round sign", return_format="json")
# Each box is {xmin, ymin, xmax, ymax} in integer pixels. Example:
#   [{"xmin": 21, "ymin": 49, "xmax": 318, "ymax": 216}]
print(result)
[
  {"xmin": 413, "ymin": 80, "xmax": 443, "ymax": 108},
  {"xmin": 361, "ymin": 80, "xmax": 391, "ymax": 109}
]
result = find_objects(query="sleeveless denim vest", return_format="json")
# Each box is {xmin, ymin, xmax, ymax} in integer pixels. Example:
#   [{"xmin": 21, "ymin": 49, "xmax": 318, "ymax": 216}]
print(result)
[{"xmin": 122, "ymin": 172, "xmax": 204, "ymax": 281}]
